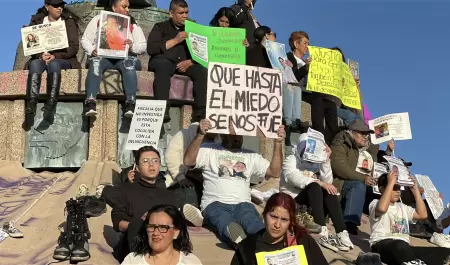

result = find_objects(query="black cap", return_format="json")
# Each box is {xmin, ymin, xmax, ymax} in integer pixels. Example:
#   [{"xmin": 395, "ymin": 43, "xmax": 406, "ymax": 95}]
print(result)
[
  {"xmin": 348, "ymin": 119, "xmax": 375, "ymax": 134},
  {"xmin": 400, "ymin": 158, "xmax": 412, "ymax": 167},
  {"xmin": 45, "ymin": 0, "xmax": 67, "ymax": 5}
]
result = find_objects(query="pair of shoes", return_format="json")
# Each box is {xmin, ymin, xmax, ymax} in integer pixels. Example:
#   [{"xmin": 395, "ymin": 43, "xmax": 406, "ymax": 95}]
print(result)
[
  {"xmin": 318, "ymin": 234, "xmax": 349, "ymax": 252},
  {"xmin": 85, "ymin": 100, "xmax": 135, "ymax": 117},
  {"xmin": 227, "ymin": 222, "xmax": 247, "ymax": 249},
  {"xmin": 2, "ymin": 222, "xmax": 24, "ymax": 238},
  {"xmin": 76, "ymin": 184, "xmax": 90, "ymax": 198},
  {"xmin": 355, "ymin": 252, "xmax": 382, "ymax": 265},
  {"xmin": 402, "ymin": 259, "xmax": 428, "ymax": 265},
  {"xmin": 53, "ymin": 198, "xmax": 91, "ymax": 262},
  {"xmin": 296, "ymin": 205, "xmax": 321, "ymax": 234},
  {"xmin": 182, "ymin": 204, "xmax": 203, "ymax": 227},
  {"xmin": 337, "ymin": 230, "xmax": 354, "ymax": 249},
  {"xmin": 430, "ymin": 232, "xmax": 450, "ymax": 248}
]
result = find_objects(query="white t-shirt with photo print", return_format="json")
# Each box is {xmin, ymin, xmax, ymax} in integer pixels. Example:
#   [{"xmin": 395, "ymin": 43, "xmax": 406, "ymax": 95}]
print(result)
[
  {"xmin": 368, "ymin": 199, "xmax": 416, "ymax": 246},
  {"xmin": 195, "ymin": 143, "xmax": 270, "ymax": 211}
]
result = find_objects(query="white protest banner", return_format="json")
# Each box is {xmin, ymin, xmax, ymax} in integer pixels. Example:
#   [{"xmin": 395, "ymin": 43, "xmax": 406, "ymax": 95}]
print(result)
[
  {"xmin": 302, "ymin": 128, "xmax": 327, "ymax": 163},
  {"xmin": 372, "ymin": 162, "xmax": 388, "ymax": 194},
  {"xmin": 206, "ymin": 62, "xmax": 283, "ymax": 138},
  {"xmin": 415, "ymin": 174, "xmax": 445, "ymax": 220},
  {"xmin": 125, "ymin": 100, "xmax": 166, "ymax": 150},
  {"xmin": 369, "ymin": 112, "xmax": 412, "ymax": 144},
  {"xmin": 97, "ymin": 11, "xmax": 130, "ymax": 59},
  {"xmin": 383, "ymin": 156, "xmax": 414, "ymax": 186},
  {"xmin": 21, "ymin": 21, "xmax": 68, "ymax": 56}
]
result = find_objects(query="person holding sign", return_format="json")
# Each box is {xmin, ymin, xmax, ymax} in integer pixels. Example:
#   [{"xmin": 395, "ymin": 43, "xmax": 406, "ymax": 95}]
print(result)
[
  {"xmin": 183, "ymin": 119, "xmax": 285, "ymax": 249},
  {"xmin": 230, "ymin": 0, "xmax": 260, "ymax": 45},
  {"xmin": 230, "ymin": 192, "xmax": 328, "ymax": 265},
  {"xmin": 23, "ymin": 0, "xmax": 81, "ymax": 116},
  {"xmin": 246, "ymin": 26, "xmax": 276, "ymax": 68},
  {"xmin": 147, "ymin": 0, "xmax": 207, "ymax": 123},
  {"xmin": 81, "ymin": 0, "xmax": 147, "ymax": 117}
]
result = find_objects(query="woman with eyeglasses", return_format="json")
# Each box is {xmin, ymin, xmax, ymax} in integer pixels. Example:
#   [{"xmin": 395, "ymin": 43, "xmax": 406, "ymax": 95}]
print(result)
[
  {"xmin": 246, "ymin": 26, "xmax": 276, "ymax": 68},
  {"xmin": 23, "ymin": 0, "xmax": 81, "ymax": 117},
  {"xmin": 122, "ymin": 205, "xmax": 202, "ymax": 265}
]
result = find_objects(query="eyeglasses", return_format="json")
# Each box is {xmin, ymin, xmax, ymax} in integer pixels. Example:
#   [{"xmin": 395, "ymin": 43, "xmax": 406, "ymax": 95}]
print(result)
[
  {"xmin": 355, "ymin": 131, "xmax": 370, "ymax": 139},
  {"xmin": 393, "ymin": 185, "xmax": 401, "ymax": 191},
  {"xmin": 139, "ymin": 158, "xmax": 160, "ymax": 165},
  {"xmin": 50, "ymin": 3, "xmax": 65, "ymax": 8},
  {"xmin": 146, "ymin": 224, "xmax": 174, "ymax": 233}
]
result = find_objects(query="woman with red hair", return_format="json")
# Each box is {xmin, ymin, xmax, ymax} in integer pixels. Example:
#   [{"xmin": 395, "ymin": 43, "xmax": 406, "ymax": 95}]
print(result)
[{"xmin": 230, "ymin": 192, "xmax": 327, "ymax": 265}]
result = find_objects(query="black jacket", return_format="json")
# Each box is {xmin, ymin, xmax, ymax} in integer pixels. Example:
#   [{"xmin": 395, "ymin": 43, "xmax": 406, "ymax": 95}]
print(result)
[
  {"xmin": 231, "ymin": 230, "xmax": 328, "ymax": 265},
  {"xmin": 286, "ymin": 52, "xmax": 309, "ymax": 83},
  {"xmin": 246, "ymin": 43, "xmax": 271, "ymax": 68},
  {"xmin": 231, "ymin": 1, "xmax": 260, "ymax": 45},
  {"xmin": 111, "ymin": 178, "xmax": 176, "ymax": 232},
  {"xmin": 147, "ymin": 19, "xmax": 191, "ymax": 63}
]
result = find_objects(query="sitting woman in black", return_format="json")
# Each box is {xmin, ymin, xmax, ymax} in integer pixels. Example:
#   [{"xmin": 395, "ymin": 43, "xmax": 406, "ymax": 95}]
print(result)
[{"xmin": 231, "ymin": 192, "xmax": 327, "ymax": 265}]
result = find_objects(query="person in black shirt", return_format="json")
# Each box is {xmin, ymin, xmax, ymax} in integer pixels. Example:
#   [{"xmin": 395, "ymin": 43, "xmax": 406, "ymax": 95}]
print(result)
[
  {"xmin": 246, "ymin": 26, "xmax": 275, "ymax": 68},
  {"xmin": 231, "ymin": 0, "xmax": 260, "ymax": 45},
  {"xmin": 231, "ymin": 192, "xmax": 327, "ymax": 265},
  {"xmin": 147, "ymin": 0, "xmax": 207, "ymax": 123}
]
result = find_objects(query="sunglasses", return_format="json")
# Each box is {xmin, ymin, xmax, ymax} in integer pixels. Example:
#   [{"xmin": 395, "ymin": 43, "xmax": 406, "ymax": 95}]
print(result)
[
  {"xmin": 146, "ymin": 224, "xmax": 174, "ymax": 233},
  {"xmin": 393, "ymin": 185, "xmax": 401, "ymax": 191},
  {"xmin": 50, "ymin": 3, "xmax": 65, "ymax": 8}
]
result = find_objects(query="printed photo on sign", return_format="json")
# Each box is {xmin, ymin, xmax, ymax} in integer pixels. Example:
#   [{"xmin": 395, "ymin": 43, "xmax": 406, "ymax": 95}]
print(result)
[
  {"xmin": 369, "ymin": 112, "xmax": 412, "ymax": 144},
  {"xmin": 374, "ymin": 122, "xmax": 389, "ymax": 139},
  {"xmin": 189, "ymin": 32, "xmax": 208, "ymax": 62},
  {"xmin": 265, "ymin": 41, "xmax": 298, "ymax": 84},
  {"xmin": 218, "ymin": 154, "xmax": 248, "ymax": 180},
  {"xmin": 383, "ymin": 156, "xmax": 414, "ymax": 186},
  {"xmin": 355, "ymin": 151, "xmax": 374, "ymax": 175},
  {"xmin": 21, "ymin": 21, "xmax": 69, "ymax": 56},
  {"xmin": 97, "ymin": 11, "xmax": 130, "ymax": 59}
]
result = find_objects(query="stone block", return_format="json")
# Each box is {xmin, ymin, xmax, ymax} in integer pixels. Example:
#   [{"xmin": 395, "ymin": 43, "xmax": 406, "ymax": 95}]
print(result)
[
  {"xmin": 88, "ymin": 100, "xmax": 105, "ymax": 161},
  {"xmin": 24, "ymin": 102, "xmax": 89, "ymax": 168}
]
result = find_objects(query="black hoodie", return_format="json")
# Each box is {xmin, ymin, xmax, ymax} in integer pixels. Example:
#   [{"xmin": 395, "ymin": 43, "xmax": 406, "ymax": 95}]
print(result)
[
  {"xmin": 231, "ymin": 0, "xmax": 259, "ymax": 45},
  {"xmin": 286, "ymin": 52, "xmax": 309, "ymax": 84}
]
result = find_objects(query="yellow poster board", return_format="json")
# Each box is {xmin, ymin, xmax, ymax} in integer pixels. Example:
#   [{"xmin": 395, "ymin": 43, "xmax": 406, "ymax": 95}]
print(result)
[
  {"xmin": 306, "ymin": 46, "xmax": 362, "ymax": 110},
  {"xmin": 255, "ymin": 245, "xmax": 308, "ymax": 265}
]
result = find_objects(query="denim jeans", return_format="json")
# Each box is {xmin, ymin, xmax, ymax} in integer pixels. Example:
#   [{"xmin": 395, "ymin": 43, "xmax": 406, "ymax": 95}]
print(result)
[
  {"xmin": 340, "ymin": 180, "xmax": 366, "ymax": 226},
  {"xmin": 337, "ymin": 107, "xmax": 363, "ymax": 126},
  {"xmin": 283, "ymin": 84, "xmax": 302, "ymax": 126},
  {"xmin": 28, "ymin": 59, "xmax": 71, "ymax": 74},
  {"xmin": 85, "ymin": 57, "xmax": 141, "ymax": 101},
  {"xmin": 202, "ymin": 201, "xmax": 265, "ymax": 245}
]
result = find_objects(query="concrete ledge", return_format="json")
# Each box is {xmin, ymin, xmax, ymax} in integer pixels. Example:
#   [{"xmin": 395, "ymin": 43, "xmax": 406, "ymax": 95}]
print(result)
[{"xmin": 0, "ymin": 70, "xmax": 194, "ymax": 101}]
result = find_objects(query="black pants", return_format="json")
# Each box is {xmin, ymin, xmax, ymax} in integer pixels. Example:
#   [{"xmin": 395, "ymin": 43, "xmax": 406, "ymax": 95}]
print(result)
[
  {"xmin": 302, "ymin": 92, "xmax": 339, "ymax": 145},
  {"xmin": 294, "ymin": 182, "xmax": 346, "ymax": 232},
  {"xmin": 167, "ymin": 169, "xmax": 203, "ymax": 208},
  {"xmin": 149, "ymin": 57, "xmax": 207, "ymax": 121},
  {"xmin": 372, "ymin": 239, "xmax": 450, "ymax": 265}
]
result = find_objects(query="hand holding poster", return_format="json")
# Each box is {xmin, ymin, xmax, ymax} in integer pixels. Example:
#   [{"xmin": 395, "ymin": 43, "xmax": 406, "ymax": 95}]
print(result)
[
  {"xmin": 185, "ymin": 21, "xmax": 246, "ymax": 68},
  {"xmin": 21, "ymin": 21, "xmax": 68, "ymax": 56},
  {"xmin": 347, "ymin": 58, "xmax": 360, "ymax": 79},
  {"xmin": 97, "ymin": 11, "xmax": 130, "ymax": 59},
  {"xmin": 255, "ymin": 245, "xmax": 309, "ymax": 265},
  {"xmin": 265, "ymin": 41, "xmax": 298, "ymax": 84},
  {"xmin": 302, "ymin": 128, "xmax": 327, "ymax": 163},
  {"xmin": 415, "ymin": 174, "xmax": 445, "ymax": 220},
  {"xmin": 126, "ymin": 100, "xmax": 166, "ymax": 150},
  {"xmin": 372, "ymin": 162, "xmax": 388, "ymax": 194},
  {"xmin": 306, "ymin": 46, "xmax": 361, "ymax": 109},
  {"xmin": 383, "ymin": 156, "xmax": 414, "ymax": 186},
  {"xmin": 206, "ymin": 62, "xmax": 283, "ymax": 138},
  {"xmin": 368, "ymin": 112, "xmax": 412, "ymax": 144}
]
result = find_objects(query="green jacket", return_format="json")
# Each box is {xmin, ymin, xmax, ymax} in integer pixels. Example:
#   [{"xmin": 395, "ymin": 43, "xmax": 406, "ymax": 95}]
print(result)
[{"xmin": 330, "ymin": 131, "xmax": 379, "ymax": 193}]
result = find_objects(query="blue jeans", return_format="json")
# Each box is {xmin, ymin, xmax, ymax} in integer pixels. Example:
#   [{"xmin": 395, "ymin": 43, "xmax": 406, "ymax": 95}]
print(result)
[
  {"xmin": 283, "ymin": 84, "xmax": 302, "ymax": 125},
  {"xmin": 85, "ymin": 57, "xmax": 141, "ymax": 101},
  {"xmin": 202, "ymin": 201, "xmax": 265, "ymax": 245},
  {"xmin": 337, "ymin": 107, "xmax": 362, "ymax": 126},
  {"xmin": 341, "ymin": 180, "xmax": 366, "ymax": 226},
  {"xmin": 28, "ymin": 59, "xmax": 72, "ymax": 74}
]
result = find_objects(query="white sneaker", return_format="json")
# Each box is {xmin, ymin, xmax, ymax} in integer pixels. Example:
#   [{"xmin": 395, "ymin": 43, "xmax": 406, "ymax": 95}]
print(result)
[
  {"xmin": 430, "ymin": 232, "xmax": 450, "ymax": 248},
  {"xmin": 329, "ymin": 234, "xmax": 350, "ymax": 252},
  {"xmin": 76, "ymin": 184, "xmax": 90, "ymax": 198},
  {"xmin": 2, "ymin": 222, "xmax": 23, "ymax": 238},
  {"xmin": 95, "ymin": 184, "xmax": 105, "ymax": 199},
  {"xmin": 182, "ymin": 204, "xmax": 203, "ymax": 227},
  {"xmin": 319, "ymin": 226, "xmax": 329, "ymax": 238},
  {"xmin": 337, "ymin": 230, "xmax": 354, "ymax": 249},
  {"xmin": 318, "ymin": 236, "xmax": 338, "ymax": 252}
]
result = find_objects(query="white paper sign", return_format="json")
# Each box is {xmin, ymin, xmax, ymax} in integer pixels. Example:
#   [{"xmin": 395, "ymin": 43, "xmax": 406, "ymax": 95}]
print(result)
[
  {"xmin": 368, "ymin": 112, "xmax": 412, "ymax": 144},
  {"xmin": 206, "ymin": 62, "xmax": 283, "ymax": 138},
  {"xmin": 21, "ymin": 21, "xmax": 68, "ymax": 56},
  {"xmin": 415, "ymin": 174, "xmax": 445, "ymax": 220},
  {"xmin": 97, "ymin": 11, "xmax": 130, "ymax": 59},
  {"xmin": 125, "ymin": 100, "xmax": 166, "ymax": 150},
  {"xmin": 265, "ymin": 40, "xmax": 298, "ymax": 84},
  {"xmin": 302, "ymin": 128, "xmax": 327, "ymax": 163},
  {"xmin": 383, "ymin": 156, "xmax": 414, "ymax": 186},
  {"xmin": 372, "ymin": 162, "xmax": 388, "ymax": 194}
]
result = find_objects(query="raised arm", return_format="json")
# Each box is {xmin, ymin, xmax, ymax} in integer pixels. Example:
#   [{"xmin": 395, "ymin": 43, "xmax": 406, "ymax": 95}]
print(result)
[
  {"xmin": 410, "ymin": 177, "xmax": 427, "ymax": 220},
  {"xmin": 375, "ymin": 171, "xmax": 397, "ymax": 217},
  {"xmin": 183, "ymin": 119, "xmax": 211, "ymax": 167},
  {"xmin": 265, "ymin": 125, "xmax": 285, "ymax": 179}
]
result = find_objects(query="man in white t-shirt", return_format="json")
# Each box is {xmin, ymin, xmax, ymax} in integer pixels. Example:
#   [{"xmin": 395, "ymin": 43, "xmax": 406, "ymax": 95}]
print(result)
[
  {"xmin": 184, "ymin": 119, "xmax": 285, "ymax": 248},
  {"xmin": 369, "ymin": 171, "xmax": 450, "ymax": 265}
]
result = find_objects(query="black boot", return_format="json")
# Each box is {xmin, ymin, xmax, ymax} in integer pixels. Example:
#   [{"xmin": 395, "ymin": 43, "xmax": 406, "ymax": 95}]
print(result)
[
  {"xmin": 123, "ymin": 99, "xmax": 136, "ymax": 118},
  {"xmin": 25, "ymin": 73, "xmax": 42, "ymax": 115},
  {"xmin": 53, "ymin": 199, "xmax": 77, "ymax": 260},
  {"xmin": 42, "ymin": 73, "xmax": 61, "ymax": 114},
  {"xmin": 71, "ymin": 199, "xmax": 90, "ymax": 262}
]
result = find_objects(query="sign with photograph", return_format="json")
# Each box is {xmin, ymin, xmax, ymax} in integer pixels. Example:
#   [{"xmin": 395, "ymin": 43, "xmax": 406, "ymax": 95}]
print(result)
[
  {"xmin": 97, "ymin": 11, "xmax": 130, "ymax": 59},
  {"xmin": 368, "ymin": 112, "xmax": 412, "ymax": 144},
  {"xmin": 21, "ymin": 21, "xmax": 68, "ymax": 56}
]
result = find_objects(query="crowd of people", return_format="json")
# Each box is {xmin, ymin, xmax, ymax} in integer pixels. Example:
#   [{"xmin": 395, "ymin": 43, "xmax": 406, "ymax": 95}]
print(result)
[{"xmin": 5, "ymin": 0, "xmax": 450, "ymax": 264}]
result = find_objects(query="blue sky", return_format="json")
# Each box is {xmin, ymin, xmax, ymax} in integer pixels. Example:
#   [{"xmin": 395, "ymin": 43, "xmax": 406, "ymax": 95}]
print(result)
[{"xmin": 1, "ymin": 1, "xmax": 449, "ymax": 214}]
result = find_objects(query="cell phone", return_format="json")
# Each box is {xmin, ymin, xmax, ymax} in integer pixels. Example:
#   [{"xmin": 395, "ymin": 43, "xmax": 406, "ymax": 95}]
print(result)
[{"xmin": 132, "ymin": 163, "xmax": 136, "ymax": 171}]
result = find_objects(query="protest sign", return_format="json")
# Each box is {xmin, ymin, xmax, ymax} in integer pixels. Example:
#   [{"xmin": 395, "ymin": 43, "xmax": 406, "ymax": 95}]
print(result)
[
  {"xmin": 97, "ymin": 11, "xmax": 130, "ymax": 59},
  {"xmin": 383, "ymin": 156, "xmax": 414, "ymax": 186},
  {"xmin": 372, "ymin": 162, "xmax": 388, "ymax": 194},
  {"xmin": 206, "ymin": 62, "xmax": 283, "ymax": 138},
  {"xmin": 302, "ymin": 128, "xmax": 327, "ymax": 163},
  {"xmin": 347, "ymin": 58, "xmax": 360, "ymax": 79},
  {"xmin": 126, "ymin": 100, "xmax": 166, "ymax": 150},
  {"xmin": 265, "ymin": 41, "xmax": 298, "ymax": 84},
  {"xmin": 255, "ymin": 245, "xmax": 308, "ymax": 265},
  {"xmin": 415, "ymin": 174, "xmax": 445, "ymax": 220},
  {"xmin": 185, "ymin": 21, "xmax": 246, "ymax": 68},
  {"xmin": 306, "ymin": 46, "xmax": 361, "ymax": 109},
  {"xmin": 21, "ymin": 21, "xmax": 68, "ymax": 56},
  {"xmin": 368, "ymin": 112, "xmax": 412, "ymax": 144}
]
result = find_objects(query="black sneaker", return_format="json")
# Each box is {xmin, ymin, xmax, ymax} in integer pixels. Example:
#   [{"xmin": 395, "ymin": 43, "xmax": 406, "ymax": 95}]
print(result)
[
  {"xmin": 124, "ymin": 100, "xmax": 135, "ymax": 118},
  {"xmin": 84, "ymin": 100, "xmax": 97, "ymax": 117},
  {"xmin": 83, "ymin": 196, "xmax": 107, "ymax": 218},
  {"xmin": 53, "ymin": 199, "xmax": 77, "ymax": 260}
]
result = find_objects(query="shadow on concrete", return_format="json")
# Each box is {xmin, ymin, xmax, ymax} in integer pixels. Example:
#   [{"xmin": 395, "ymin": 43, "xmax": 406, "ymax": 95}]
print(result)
[
  {"xmin": 215, "ymin": 242, "xmax": 234, "ymax": 251},
  {"xmin": 103, "ymin": 225, "xmax": 120, "ymax": 249},
  {"xmin": 329, "ymin": 258, "xmax": 355, "ymax": 265},
  {"xmin": 350, "ymin": 230, "xmax": 371, "ymax": 252}
]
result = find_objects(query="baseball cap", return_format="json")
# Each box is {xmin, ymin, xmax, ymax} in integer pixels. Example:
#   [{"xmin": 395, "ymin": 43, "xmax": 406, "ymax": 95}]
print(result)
[
  {"xmin": 348, "ymin": 120, "xmax": 375, "ymax": 134},
  {"xmin": 45, "ymin": 0, "xmax": 67, "ymax": 5}
]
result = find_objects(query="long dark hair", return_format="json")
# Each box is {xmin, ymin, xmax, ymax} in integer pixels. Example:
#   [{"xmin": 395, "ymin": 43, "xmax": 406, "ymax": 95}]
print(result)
[
  {"xmin": 331, "ymin": 46, "xmax": 346, "ymax": 62},
  {"xmin": 132, "ymin": 205, "xmax": 193, "ymax": 256},
  {"xmin": 107, "ymin": 0, "xmax": 137, "ymax": 25},
  {"xmin": 263, "ymin": 193, "xmax": 308, "ymax": 242},
  {"xmin": 209, "ymin": 7, "xmax": 235, "ymax": 27},
  {"xmin": 254, "ymin": 26, "xmax": 271, "ymax": 43},
  {"xmin": 34, "ymin": 6, "xmax": 80, "ymax": 28}
]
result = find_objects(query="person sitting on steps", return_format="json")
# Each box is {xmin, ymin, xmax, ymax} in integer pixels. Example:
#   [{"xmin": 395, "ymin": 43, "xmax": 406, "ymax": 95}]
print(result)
[
  {"xmin": 24, "ymin": 0, "xmax": 81, "ymax": 117},
  {"xmin": 147, "ymin": 0, "xmax": 207, "ymax": 124}
]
